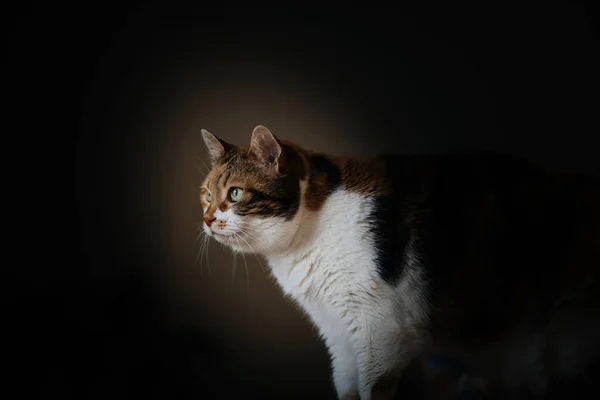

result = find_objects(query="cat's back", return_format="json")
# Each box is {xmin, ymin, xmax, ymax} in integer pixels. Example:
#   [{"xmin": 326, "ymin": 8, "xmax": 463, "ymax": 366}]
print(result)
[
  {"xmin": 331, "ymin": 150, "xmax": 599, "ymax": 280},
  {"xmin": 300, "ymin": 148, "xmax": 600, "ymax": 307},
  {"xmin": 360, "ymin": 150, "xmax": 600, "ymax": 327},
  {"xmin": 373, "ymin": 150, "xmax": 600, "ymax": 259},
  {"xmin": 373, "ymin": 151, "xmax": 600, "ymax": 394}
]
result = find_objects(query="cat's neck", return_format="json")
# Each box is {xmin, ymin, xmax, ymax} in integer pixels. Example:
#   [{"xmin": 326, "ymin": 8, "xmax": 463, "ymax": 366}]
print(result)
[
  {"xmin": 261, "ymin": 179, "xmax": 319, "ymax": 260},
  {"xmin": 260, "ymin": 147, "xmax": 387, "ymax": 262},
  {"xmin": 264, "ymin": 180, "xmax": 372, "ymax": 268}
]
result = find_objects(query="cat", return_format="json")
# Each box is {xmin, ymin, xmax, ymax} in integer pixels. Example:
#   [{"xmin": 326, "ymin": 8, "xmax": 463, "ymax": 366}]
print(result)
[{"xmin": 198, "ymin": 125, "xmax": 600, "ymax": 400}]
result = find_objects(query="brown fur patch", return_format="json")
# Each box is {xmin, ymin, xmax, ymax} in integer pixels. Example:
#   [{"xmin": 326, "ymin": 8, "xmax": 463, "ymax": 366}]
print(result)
[
  {"xmin": 304, "ymin": 168, "xmax": 336, "ymax": 210},
  {"xmin": 337, "ymin": 156, "xmax": 390, "ymax": 196},
  {"xmin": 276, "ymin": 140, "xmax": 308, "ymax": 179},
  {"xmin": 291, "ymin": 150, "xmax": 391, "ymax": 211}
]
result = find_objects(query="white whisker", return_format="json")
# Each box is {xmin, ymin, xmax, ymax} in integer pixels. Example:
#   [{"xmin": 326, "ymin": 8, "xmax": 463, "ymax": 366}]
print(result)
[
  {"xmin": 195, "ymin": 156, "xmax": 210, "ymax": 174},
  {"xmin": 199, "ymin": 234, "xmax": 207, "ymax": 276},
  {"xmin": 234, "ymin": 227, "xmax": 264, "ymax": 247},
  {"xmin": 200, "ymin": 232, "xmax": 212, "ymax": 278},
  {"xmin": 196, "ymin": 227, "xmax": 210, "ymax": 275},
  {"xmin": 196, "ymin": 231, "xmax": 206, "ymax": 275},
  {"xmin": 233, "ymin": 233, "xmax": 250, "ymax": 293},
  {"xmin": 234, "ymin": 222, "xmax": 266, "ymax": 241},
  {"xmin": 231, "ymin": 251, "xmax": 237, "ymax": 282},
  {"xmin": 234, "ymin": 227, "xmax": 268, "ymax": 272}
]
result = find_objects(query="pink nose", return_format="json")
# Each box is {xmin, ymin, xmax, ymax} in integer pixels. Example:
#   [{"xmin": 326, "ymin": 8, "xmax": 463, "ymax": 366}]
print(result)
[{"xmin": 203, "ymin": 216, "xmax": 216, "ymax": 227}]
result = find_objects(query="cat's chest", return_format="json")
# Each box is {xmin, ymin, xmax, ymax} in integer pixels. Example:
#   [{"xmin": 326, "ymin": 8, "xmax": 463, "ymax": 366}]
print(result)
[
  {"xmin": 266, "ymin": 190, "xmax": 386, "ymax": 323},
  {"xmin": 267, "ymin": 236, "xmax": 379, "ymax": 316}
]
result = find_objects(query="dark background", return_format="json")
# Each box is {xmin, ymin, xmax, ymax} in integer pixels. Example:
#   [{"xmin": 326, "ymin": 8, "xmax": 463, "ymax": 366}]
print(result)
[{"xmin": 17, "ymin": 2, "xmax": 600, "ymax": 399}]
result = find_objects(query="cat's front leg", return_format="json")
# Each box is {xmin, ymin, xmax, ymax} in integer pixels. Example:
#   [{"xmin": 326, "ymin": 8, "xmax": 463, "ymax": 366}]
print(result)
[
  {"xmin": 325, "ymin": 332, "xmax": 360, "ymax": 399},
  {"xmin": 352, "ymin": 317, "xmax": 412, "ymax": 400}
]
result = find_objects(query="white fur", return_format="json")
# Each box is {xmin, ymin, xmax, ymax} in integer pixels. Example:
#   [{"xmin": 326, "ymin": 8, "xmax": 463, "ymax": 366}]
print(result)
[{"xmin": 205, "ymin": 181, "xmax": 429, "ymax": 400}]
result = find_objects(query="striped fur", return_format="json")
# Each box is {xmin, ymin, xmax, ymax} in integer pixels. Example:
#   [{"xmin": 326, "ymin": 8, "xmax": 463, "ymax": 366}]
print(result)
[{"xmin": 200, "ymin": 126, "xmax": 600, "ymax": 400}]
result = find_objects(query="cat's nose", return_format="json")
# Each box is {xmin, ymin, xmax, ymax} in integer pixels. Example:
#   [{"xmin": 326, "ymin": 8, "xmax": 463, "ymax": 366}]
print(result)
[{"xmin": 203, "ymin": 216, "xmax": 216, "ymax": 227}]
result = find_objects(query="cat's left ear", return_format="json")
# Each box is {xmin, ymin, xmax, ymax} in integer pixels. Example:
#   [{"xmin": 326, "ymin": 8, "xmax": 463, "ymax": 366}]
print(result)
[{"xmin": 249, "ymin": 125, "xmax": 284, "ymax": 173}]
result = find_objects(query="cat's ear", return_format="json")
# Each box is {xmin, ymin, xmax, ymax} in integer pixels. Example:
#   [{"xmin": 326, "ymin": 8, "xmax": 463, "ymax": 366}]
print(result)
[
  {"xmin": 201, "ymin": 129, "xmax": 234, "ymax": 165},
  {"xmin": 249, "ymin": 125, "xmax": 283, "ymax": 172}
]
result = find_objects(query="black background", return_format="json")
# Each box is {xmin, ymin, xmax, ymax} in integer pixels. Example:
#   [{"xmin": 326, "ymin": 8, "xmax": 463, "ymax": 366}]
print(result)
[{"xmin": 13, "ymin": 2, "xmax": 600, "ymax": 399}]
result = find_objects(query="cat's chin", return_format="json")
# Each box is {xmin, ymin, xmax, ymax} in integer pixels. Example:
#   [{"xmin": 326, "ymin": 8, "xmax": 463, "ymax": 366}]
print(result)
[
  {"xmin": 211, "ymin": 232, "xmax": 234, "ymax": 243},
  {"xmin": 210, "ymin": 232, "xmax": 259, "ymax": 254},
  {"xmin": 211, "ymin": 232, "xmax": 244, "ymax": 249}
]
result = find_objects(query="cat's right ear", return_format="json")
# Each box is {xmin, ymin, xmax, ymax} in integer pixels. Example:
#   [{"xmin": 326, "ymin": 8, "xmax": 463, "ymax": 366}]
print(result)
[{"xmin": 201, "ymin": 129, "xmax": 234, "ymax": 165}]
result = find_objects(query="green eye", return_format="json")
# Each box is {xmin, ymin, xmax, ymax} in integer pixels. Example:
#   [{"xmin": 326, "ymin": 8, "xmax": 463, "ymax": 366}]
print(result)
[
  {"xmin": 205, "ymin": 191, "xmax": 212, "ymax": 202},
  {"xmin": 228, "ymin": 187, "xmax": 244, "ymax": 202}
]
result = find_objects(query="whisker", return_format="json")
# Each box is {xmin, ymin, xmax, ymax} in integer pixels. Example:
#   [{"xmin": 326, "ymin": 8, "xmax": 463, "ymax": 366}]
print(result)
[
  {"xmin": 196, "ymin": 232, "xmax": 206, "ymax": 276},
  {"xmin": 195, "ymin": 156, "xmax": 211, "ymax": 175},
  {"xmin": 194, "ymin": 163, "xmax": 205, "ymax": 177},
  {"xmin": 234, "ymin": 228, "xmax": 268, "ymax": 272},
  {"xmin": 233, "ymin": 223, "xmax": 267, "ymax": 245},
  {"xmin": 196, "ymin": 228, "xmax": 207, "ymax": 244},
  {"xmin": 234, "ymin": 226, "xmax": 270, "ymax": 251},
  {"xmin": 201, "ymin": 234, "xmax": 208, "ymax": 277},
  {"xmin": 235, "ymin": 229, "xmax": 264, "ymax": 248},
  {"xmin": 196, "ymin": 232, "xmax": 204, "ymax": 268},
  {"xmin": 196, "ymin": 226, "xmax": 210, "ymax": 276},
  {"xmin": 231, "ymin": 251, "xmax": 237, "ymax": 282},
  {"xmin": 206, "ymin": 236, "xmax": 213, "ymax": 278},
  {"xmin": 238, "ymin": 220, "xmax": 278, "ymax": 233},
  {"xmin": 200, "ymin": 232, "xmax": 212, "ymax": 278},
  {"xmin": 233, "ymin": 233, "xmax": 250, "ymax": 293}
]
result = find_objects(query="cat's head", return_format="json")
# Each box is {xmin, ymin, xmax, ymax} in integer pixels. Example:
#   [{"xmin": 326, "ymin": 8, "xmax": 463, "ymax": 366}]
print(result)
[{"xmin": 199, "ymin": 125, "xmax": 307, "ymax": 255}]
